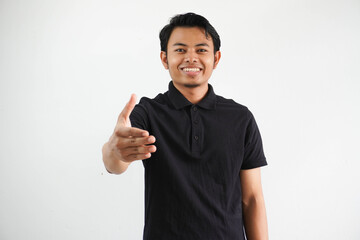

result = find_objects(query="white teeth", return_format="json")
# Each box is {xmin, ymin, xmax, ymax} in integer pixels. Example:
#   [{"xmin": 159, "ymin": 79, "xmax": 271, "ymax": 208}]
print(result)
[{"xmin": 183, "ymin": 68, "xmax": 200, "ymax": 72}]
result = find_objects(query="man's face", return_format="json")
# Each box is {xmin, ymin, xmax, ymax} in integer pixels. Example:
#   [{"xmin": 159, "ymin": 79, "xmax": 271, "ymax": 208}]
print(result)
[{"xmin": 161, "ymin": 27, "xmax": 221, "ymax": 89}]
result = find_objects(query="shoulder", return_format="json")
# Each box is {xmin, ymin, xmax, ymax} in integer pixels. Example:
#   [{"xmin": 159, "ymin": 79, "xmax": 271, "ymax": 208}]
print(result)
[
  {"xmin": 137, "ymin": 92, "xmax": 168, "ymax": 106},
  {"xmin": 133, "ymin": 92, "xmax": 171, "ymax": 117},
  {"xmin": 216, "ymin": 95, "xmax": 248, "ymax": 109},
  {"xmin": 215, "ymin": 95, "xmax": 252, "ymax": 118}
]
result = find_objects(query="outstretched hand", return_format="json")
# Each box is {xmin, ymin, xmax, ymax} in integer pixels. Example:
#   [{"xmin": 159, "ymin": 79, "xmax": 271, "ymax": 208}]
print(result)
[{"xmin": 108, "ymin": 94, "xmax": 156, "ymax": 163}]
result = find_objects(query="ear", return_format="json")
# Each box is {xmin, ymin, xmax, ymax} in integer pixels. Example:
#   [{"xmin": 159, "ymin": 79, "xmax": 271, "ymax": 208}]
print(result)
[
  {"xmin": 160, "ymin": 51, "xmax": 169, "ymax": 69},
  {"xmin": 213, "ymin": 51, "xmax": 221, "ymax": 69}
]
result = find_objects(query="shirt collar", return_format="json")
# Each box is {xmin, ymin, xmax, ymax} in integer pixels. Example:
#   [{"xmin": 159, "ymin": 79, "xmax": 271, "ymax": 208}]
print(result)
[{"xmin": 167, "ymin": 81, "xmax": 217, "ymax": 110}]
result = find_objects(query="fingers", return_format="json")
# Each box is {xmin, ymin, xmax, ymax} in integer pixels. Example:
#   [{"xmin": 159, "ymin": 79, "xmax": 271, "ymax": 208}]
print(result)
[
  {"xmin": 123, "ymin": 153, "xmax": 152, "ymax": 162},
  {"xmin": 118, "ymin": 94, "xmax": 137, "ymax": 125},
  {"xmin": 116, "ymin": 126, "xmax": 149, "ymax": 138},
  {"xmin": 110, "ymin": 94, "xmax": 158, "ymax": 163},
  {"xmin": 116, "ymin": 135, "xmax": 156, "ymax": 148},
  {"xmin": 122, "ymin": 145, "xmax": 157, "ymax": 156},
  {"xmin": 121, "ymin": 145, "xmax": 157, "ymax": 162}
]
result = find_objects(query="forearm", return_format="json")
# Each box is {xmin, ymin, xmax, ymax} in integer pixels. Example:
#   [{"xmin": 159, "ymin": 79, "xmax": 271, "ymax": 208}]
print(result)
[
  {"xmin": 102, "ymin": 142, "xmax": 130, "ymax": 174},
  {"xmin": 242, "ymin": 195, "xmax": 268, "ymax": 240}
]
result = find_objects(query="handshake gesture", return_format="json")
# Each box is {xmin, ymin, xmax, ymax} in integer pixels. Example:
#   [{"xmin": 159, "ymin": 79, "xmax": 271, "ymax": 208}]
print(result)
[{"xmin": 102, "ymin": 94, "xmax": 156, "ymax": 174}]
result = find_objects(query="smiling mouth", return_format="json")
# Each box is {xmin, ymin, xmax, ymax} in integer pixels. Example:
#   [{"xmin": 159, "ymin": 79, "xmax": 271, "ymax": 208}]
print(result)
[{"xmin": 181, "ymin": 67, "xmax": 202, "ymax": 72}]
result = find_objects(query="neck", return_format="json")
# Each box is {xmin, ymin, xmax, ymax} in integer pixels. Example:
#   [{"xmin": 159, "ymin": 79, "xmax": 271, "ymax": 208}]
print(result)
[{"xmin": 172, "ymin": 81, "xmax": 209, "ymax": 104}]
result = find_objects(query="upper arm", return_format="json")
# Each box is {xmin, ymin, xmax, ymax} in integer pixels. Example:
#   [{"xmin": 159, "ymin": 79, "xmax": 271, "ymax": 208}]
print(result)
[
  {"xmin": 241, "ymin": 110, "xmax": 267, "ymax": 170},
  {"xmin": 240, "ymin": 168, "xmax": 264, "ymax": 204},
  {"xmin": 129, "ymin": 101, "xmax": 149, "ymax": 130}
]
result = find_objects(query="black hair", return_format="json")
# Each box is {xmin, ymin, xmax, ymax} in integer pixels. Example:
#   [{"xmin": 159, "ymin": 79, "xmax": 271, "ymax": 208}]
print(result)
[{"xmin": 159, "ymin": 12, "xmax": 221, "ymax": 54}]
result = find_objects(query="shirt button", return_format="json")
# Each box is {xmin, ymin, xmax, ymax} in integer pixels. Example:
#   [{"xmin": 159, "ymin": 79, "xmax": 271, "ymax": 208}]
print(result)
[
  {"xmin": 194, "ymin": 120, "xmax": 198, "ymax": 124},
  {"xmin": 193, "ymin": 106, "xmax": 198, "ymax": 111},
  {"xmin": 194, "ymin": 135, "xmax": 199, "ymax": 141}
]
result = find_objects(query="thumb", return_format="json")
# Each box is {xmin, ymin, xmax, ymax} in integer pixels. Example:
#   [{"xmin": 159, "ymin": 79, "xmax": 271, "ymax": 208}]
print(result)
[{"xmin": 118, "ymin": 94, "xmax": 137, "ymax": 125}]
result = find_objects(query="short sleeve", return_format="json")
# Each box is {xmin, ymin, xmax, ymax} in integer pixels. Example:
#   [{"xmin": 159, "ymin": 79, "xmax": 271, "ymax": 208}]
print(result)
[
  {"xmin": 129, "ymin": 99, "xmax": 151, "ymax": 167},
  {"xmin": 241, "ymin": 110, "xmax": 267, "ymax": 169},
  {"xmin": 129, "ymin": 98, "xmax": 149, "ymax": 131}
]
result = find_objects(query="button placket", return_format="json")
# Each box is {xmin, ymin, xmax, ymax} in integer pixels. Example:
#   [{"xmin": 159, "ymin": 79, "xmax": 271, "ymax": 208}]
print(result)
[{"xmin": 191, "ymin": 105, "xmax": 201, "ymax": 157}]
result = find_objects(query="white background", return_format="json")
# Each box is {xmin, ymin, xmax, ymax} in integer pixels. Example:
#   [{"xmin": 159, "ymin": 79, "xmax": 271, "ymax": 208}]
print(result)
[{"xmin": 1, "ymin": 0, "xmax": 359, "ymax": 239}]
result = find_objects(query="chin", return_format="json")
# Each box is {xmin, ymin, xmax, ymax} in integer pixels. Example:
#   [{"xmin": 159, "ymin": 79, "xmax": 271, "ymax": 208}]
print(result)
[{"xmin": 183, "ymin": 83, "xmax": 201, "ymax": 88}]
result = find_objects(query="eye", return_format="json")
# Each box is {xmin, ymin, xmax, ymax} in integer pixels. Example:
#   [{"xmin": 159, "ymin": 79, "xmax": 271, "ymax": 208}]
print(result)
[
  {"xmin": 175, "ymin": 49, "xmax": 185, "ymax": 53},
  {"xmin": 197, "ymin": 49, "xmax": 208, "ymax": 53}
]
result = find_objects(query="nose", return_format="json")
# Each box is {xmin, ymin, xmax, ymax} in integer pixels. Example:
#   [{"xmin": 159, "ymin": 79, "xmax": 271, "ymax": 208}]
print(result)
[{"xmin": 184, "ymin": 50, "xmax": 198, "ymax": 63}]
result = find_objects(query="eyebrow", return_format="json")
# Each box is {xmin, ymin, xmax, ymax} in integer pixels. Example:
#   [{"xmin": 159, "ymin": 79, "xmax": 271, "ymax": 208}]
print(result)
[{"xmin": 173, "ymin": 43, "xmax": 210, "ymax": 47}]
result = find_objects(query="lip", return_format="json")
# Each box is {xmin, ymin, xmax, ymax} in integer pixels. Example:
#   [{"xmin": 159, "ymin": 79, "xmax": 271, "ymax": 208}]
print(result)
[
  {"xmin": 180, "ymin": 68, "xmax": 201, "ymax": 77},
  {"xmin": 179, "ymin": 66, "xmax": 203, "ymax": 77},
  {"xmin": 180, "ymin": 65, "xmax": 203, "ymax": 71}
]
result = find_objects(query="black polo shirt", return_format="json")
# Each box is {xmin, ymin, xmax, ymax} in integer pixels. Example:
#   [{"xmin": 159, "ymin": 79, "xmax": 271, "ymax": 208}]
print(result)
[{"xmin": 130, "ymin": 81, "xmax": 267, "ymax": 240}]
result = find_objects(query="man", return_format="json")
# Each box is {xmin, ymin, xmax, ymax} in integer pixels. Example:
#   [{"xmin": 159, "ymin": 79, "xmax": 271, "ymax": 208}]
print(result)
[{"xmin": 102, "ymin": 13, "xmax": 268, "ymax": 240}]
